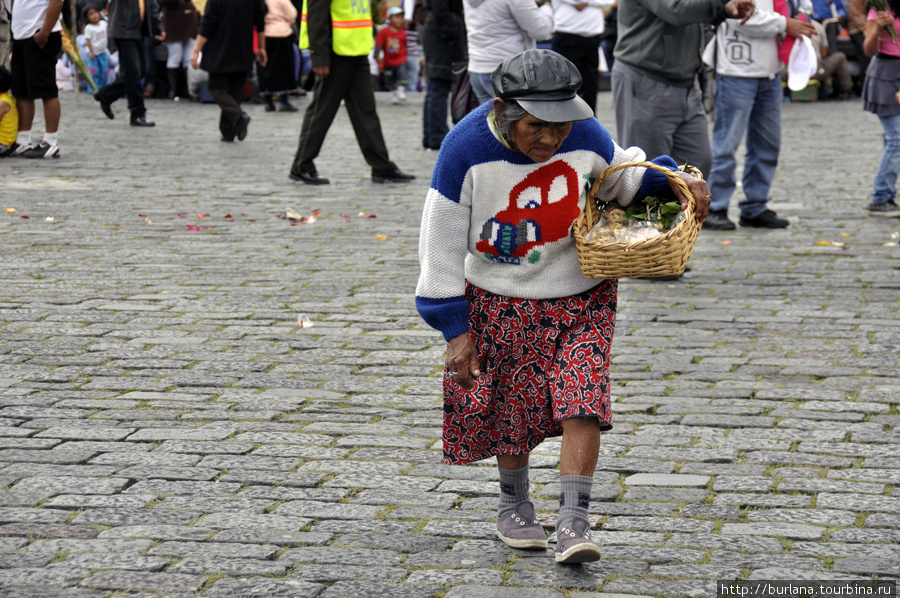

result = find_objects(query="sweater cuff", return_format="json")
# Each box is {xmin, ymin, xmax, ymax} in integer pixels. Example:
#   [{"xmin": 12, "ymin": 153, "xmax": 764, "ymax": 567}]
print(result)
[
  {"xmin": 416, "ymin": 295, "xmax": 470, "ymax": 342},
  {"xmin": 636, "ymin": 155, "xmax": 679, "ymax": 200}
]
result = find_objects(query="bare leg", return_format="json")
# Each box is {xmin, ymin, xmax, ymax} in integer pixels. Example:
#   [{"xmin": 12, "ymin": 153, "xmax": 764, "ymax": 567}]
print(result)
[
  {"xmin": 497, "ymin": 453, "xmax": 529, "ymax": 471},
  {"xmin": 42, "ymin": 98, "xmax": 61, "ymax": 134},
  {"xmin": 559, "ymin": 417, "xmax": 601, "ymax": 476},
  {"xmin": 17, "ymin": 99, "xmax": 35, "ymax": 132}
]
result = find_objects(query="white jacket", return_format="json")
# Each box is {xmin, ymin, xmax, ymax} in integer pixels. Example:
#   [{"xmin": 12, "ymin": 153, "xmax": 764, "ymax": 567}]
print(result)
[
  {"xmin": 464, "ymin": 0, "xmax": 554, "ymax": 74},
  {"xmin": 708, "ymin": 0, "xmax": 787, "ymax": 79},
  {"xmin": 551, "ymin": 0, "xmax": 612, "ymax": 38}
]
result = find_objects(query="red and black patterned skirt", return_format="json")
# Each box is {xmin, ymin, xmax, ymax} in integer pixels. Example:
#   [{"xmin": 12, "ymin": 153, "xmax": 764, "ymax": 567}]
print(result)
[{"xmin": 442, "ymin": 280, "xmax": 617, "ymax": 465}]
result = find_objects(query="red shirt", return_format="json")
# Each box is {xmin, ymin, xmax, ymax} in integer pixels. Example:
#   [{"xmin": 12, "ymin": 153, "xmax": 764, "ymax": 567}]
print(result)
[{"xmin": 375, "ymin": 26, "xmax": 407, "ymax": 68}]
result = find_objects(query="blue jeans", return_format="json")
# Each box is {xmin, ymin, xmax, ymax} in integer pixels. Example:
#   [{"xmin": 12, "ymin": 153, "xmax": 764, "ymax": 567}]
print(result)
[
  {"xmin": 469, "ymin": 71, "xmax": 494, "ymax": 105},
  {"xmin": 423, "ymin": 75, "xmax": 451, "ymax": 148},
  {"xmin": 708, "ymin": 75, "xmax": 782, "ymax": 219},
  {"xmin": 872, "ymin": 113, "xmax": 900, "ymax": 204}
]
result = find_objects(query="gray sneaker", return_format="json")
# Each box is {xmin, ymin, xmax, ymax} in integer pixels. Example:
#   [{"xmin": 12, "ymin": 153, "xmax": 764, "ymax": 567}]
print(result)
[
  {"xmin": 555, "ymin": 518, "xmax": 601, "ymax": 564},
  {"xmin": 496, "ymin": 501, "xmax": 547, "ymax": 549}
]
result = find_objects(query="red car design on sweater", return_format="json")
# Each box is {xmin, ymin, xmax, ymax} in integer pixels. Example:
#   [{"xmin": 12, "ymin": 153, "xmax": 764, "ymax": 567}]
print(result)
[{"xmin": 476, "ymin": 160, "xmax": 582, "ymax": 264}]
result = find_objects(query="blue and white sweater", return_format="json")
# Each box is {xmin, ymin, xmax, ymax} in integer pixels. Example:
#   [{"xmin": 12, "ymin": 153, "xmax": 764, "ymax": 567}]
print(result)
[{"xmin": 415, "ymin": 103, "xmax": 677, "ymax": 341}]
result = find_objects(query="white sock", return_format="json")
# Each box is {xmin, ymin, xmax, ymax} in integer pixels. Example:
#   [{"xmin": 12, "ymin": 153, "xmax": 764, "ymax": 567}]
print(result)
[
  {"xmin": 16, "ymin": 131, "xmax": 31, "ymax": 146},
  {"xmin": 43, "ymin": 132, "xmax": 59, "ymax": 146}
]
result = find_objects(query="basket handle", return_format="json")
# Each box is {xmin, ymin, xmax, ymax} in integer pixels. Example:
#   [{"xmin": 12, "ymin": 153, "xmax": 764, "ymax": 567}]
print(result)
[{"xmin": 585, "ymin": 161, "xmax": 698, "ymax": 224}]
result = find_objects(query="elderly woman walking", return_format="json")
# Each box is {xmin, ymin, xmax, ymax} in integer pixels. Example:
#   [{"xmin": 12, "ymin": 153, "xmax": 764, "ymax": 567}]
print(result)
[{"xmin": 415, "ymin": 49, "xmax": 709, "ymax": 564}]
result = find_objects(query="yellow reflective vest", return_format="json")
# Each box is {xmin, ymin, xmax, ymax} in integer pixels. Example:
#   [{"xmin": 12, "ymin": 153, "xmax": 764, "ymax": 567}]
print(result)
[{"xmin": 299, "ymin": 0, "xmax": 373, "ymax": 57}]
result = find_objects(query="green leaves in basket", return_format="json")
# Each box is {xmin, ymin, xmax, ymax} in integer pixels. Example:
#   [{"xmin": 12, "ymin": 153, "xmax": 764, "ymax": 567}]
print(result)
[{"xmin": 624, "ymin": 196, "xmax": 683, "ymax": 229}]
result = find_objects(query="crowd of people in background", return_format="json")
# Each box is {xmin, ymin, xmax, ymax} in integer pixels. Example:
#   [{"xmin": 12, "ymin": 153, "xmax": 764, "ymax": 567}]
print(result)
[{"xmin": 1, "ymin": 0, "xmax": 899, "ymax": 217}]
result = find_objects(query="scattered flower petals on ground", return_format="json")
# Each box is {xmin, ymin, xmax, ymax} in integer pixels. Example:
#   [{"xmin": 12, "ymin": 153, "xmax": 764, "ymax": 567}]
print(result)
[
  {"xmin": 815, "ymin": 241, "xmax": 848, "ymax": 249},
  {"xmin": 4, "ymin": 208, "xmax": 15, "ymax": 214},
  {"xmin": 297, "ymin": 313, "xmax": 313, "ymax": 328}
]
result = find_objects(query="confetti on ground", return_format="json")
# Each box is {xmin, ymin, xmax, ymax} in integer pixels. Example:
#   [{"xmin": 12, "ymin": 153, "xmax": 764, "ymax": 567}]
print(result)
[
  {"xmin": 4, "ymin": 208, "xmax": 15, "ymax": 214},
  {"xmin": 297, "ymin": 314, "xmax": 313, "ymax": 328}
]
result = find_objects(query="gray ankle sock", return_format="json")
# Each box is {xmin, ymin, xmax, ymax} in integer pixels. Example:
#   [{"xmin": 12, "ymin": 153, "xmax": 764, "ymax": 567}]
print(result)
[
  {"xmin": 557, "ymin": 474, "xmax": 592, "ymax": 532},
  {"xmin": 497, "ymin": 464, "xmax": 530, "ymax": 518}
]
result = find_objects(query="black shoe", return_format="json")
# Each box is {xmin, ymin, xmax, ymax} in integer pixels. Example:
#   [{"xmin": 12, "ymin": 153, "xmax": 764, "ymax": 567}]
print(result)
[
  {"xmin": 95, "ymin": 92, "xmax": 114, "ymax": 120},
  {"xmin": 739, "ymin": 209, "xmax": 789, "ymax": 229},
  {"xmin": 278, "ymin": 100, "xmax": 298, "ymax": 112},
  {"xmin": 130, "ymin": 117, "xmax": 155, "ymax": 127},
  {"xmin": 289, "ymin": 170, "xmax": 330, "ymax": 185},
  {"xmin": 236, "ymin": 113, "xmax": 250, "ymax": 140},
  {"xmin": 703, "ymin": 209, "xmax": 736, "ymax": 231},
  {"xmin": 866, "ymin": 199, "xmax": 900, "ymax": 217},
  {"xmin": 372, "ymin": 168, "xmax": 415, "ymax": 183},
  {"xmin": 643, "ymin": 265, "xmax": 692, "ymax": 281},
  {"xmin": 264, "ymin": 98, "xmax": 276, "ymax": 112}
]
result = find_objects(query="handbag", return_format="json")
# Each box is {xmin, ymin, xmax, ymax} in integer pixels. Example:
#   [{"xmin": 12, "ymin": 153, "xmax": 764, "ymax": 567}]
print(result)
[{"xmin": 450, "ymin": 61, "xmax": 479, "ymax": 124}]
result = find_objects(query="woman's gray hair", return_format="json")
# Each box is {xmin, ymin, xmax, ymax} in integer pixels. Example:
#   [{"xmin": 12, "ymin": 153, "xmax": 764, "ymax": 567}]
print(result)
[{"xmin": 493, "ymin": 100, "xmax": 529, "ymax": 141}]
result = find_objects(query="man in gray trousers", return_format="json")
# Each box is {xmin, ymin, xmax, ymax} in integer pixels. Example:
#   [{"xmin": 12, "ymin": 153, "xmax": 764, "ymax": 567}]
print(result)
[{"xmin": 611, "ymin": 0, "xmax": 754, "ymax": 180}]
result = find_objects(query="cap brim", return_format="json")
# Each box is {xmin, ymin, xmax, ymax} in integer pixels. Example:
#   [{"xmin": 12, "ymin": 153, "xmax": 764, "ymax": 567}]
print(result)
[{"xmin": 517, "ymin": 95, "xmax": 594, "ymax": 123}]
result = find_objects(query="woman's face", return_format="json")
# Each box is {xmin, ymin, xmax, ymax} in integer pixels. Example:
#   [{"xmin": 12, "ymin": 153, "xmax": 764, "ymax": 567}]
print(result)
[{"xmin": 507, "ymin": 113, "xmax": 573, "ymax": 163}]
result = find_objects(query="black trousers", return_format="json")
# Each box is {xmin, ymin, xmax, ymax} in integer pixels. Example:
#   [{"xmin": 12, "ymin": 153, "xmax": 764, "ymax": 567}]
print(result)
[
  {"xmin": 208, "ymin": 72, "xmax": 247, "ymax": 141},
  {"xmin": 96, "ymin": 38, "xmax": 146, "ymax": 120},
  {"xmin": 292, "ymin": 54, "xmax": 395, "ymax": 176},
  {"xmin": 552, "ymin": 32, "xmax": 601, "ymax": 116}
]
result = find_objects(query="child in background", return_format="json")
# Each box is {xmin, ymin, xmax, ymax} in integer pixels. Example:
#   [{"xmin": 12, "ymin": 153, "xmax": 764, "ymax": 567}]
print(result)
[
  {"xmin": 375, "ymin": 6, "xmax": 408, "ymax": 103},
  {"xmin": 406, "ymin": 3, "xmax": 425, "ymax": 92},
  {"xmin": 862, "ymin": 0, "xmax": 900, "ymax": 216},
  {"xmin": 0, "ymin": 67, "xmax": 19, "ymax": 157},
  {"xmin": 83, "ymin": 6, "xmax": 111, "ymax": 90}
]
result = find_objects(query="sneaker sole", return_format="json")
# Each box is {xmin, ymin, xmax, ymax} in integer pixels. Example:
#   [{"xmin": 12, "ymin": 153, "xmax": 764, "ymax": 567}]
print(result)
[
  {"xmin": 555, "ymin": 541, "xmax": 602, "ymax": 564},
  {"xmin": 868, "ymin": 211, "xmax": 900, "ymax": 218},
  {"xmin": 495, "ymin": 530, "xmax": 548, "ymax": 550}
]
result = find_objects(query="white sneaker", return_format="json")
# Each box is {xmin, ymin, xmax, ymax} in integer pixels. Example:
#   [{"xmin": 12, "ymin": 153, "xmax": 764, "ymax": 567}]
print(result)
[
  {"xmin": 22, "ymin": 141, "xmax": 60, "ymax": 159},
  {"xmin": 397, "ymin": 85, "xmax": 407, "ymax": 101},
  {"xmin": 7, "ymin": 142, "xmax": 33, "ymax": 157},
  {"xmin": 390, "ymin": 90, "xmax": 400, "ymax": 105}
]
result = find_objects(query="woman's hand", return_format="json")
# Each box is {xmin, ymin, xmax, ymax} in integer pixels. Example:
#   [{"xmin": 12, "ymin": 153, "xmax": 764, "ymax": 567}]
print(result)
[
  {"xmin": 874, "ymin": 10, "xmax": 894, "ymax": 29},
  {"xmin": 669, "ymin": 171, "xmax": 710, "ymax": 223},
  {"xmin": 446, "ymin": 332, "xmax": 480, "ymax": 390}
]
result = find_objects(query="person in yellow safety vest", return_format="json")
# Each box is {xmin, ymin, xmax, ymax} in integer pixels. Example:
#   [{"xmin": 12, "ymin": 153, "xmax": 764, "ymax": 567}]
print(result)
[{"xmin": 289, "ymin": 0, "xmax": 415, "ymax": 184}]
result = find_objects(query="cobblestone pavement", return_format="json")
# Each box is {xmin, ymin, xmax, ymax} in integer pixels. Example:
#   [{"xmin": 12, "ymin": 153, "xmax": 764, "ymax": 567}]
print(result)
[{"xmin": 1, "ymin": 89, "xmax": 899, "ymax": 598}]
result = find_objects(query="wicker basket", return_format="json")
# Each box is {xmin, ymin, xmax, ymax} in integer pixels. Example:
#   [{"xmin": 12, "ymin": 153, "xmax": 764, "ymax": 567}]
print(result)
[{"xmin": 573, "ymin": 161, "xmax": 702, "ymax": 279}]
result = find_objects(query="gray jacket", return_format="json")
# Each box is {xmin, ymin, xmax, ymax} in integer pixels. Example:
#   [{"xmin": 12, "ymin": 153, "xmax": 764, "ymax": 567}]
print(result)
[
  {"xmin": 614, "ymin": 0, "xmax": 729, "ymax": 88},
  {"xmin": 108, "ymin": 0, "xmax": 161, "ymax": 40}
]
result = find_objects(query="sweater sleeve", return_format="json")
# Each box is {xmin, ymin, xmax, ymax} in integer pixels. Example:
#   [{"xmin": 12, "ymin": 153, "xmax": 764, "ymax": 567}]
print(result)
[
  {"xmin": 640, "ymin": 0, "xmax": 727, "ymax": 26},
  {"xmin": 574, "ymin": 119, "xmax": 678, "ymax": 207},
  {"xmin": 415, "ymin": 139, "xmax": 474, "ymax": 342},
  {"xmin": 510, "ymin": 0, "xmax": 554, "ymax": 42},
  {"xmin": 725, "ymin": 9, "xmax": 787, "ymax": 37}
]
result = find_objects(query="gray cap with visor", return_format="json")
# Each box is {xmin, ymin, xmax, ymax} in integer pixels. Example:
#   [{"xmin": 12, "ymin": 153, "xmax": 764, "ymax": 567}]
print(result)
[{"xmin": 491, "ymin": 49, "xmax": 595, "ymax": 123}]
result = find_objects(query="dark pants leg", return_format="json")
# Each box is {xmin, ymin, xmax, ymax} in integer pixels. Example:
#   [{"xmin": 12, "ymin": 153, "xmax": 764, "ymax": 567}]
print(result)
[
  {"xmin": 97, "ymin": 38, "xmax": 146, "ymax": 120},
  {"xmin": 208, "ymin": 72, "xmax": 246, "ymax": 140},
  {"xmin": 292, "ymin": 54, "xmax": 395, "ymax": 175},
  {"xmin": 422, "ymin": 75, "xmax": 451, "ymax": 148},
  {"xmin": 552, "ymin": 32, "xmax": 601, "ymax": 116}
]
